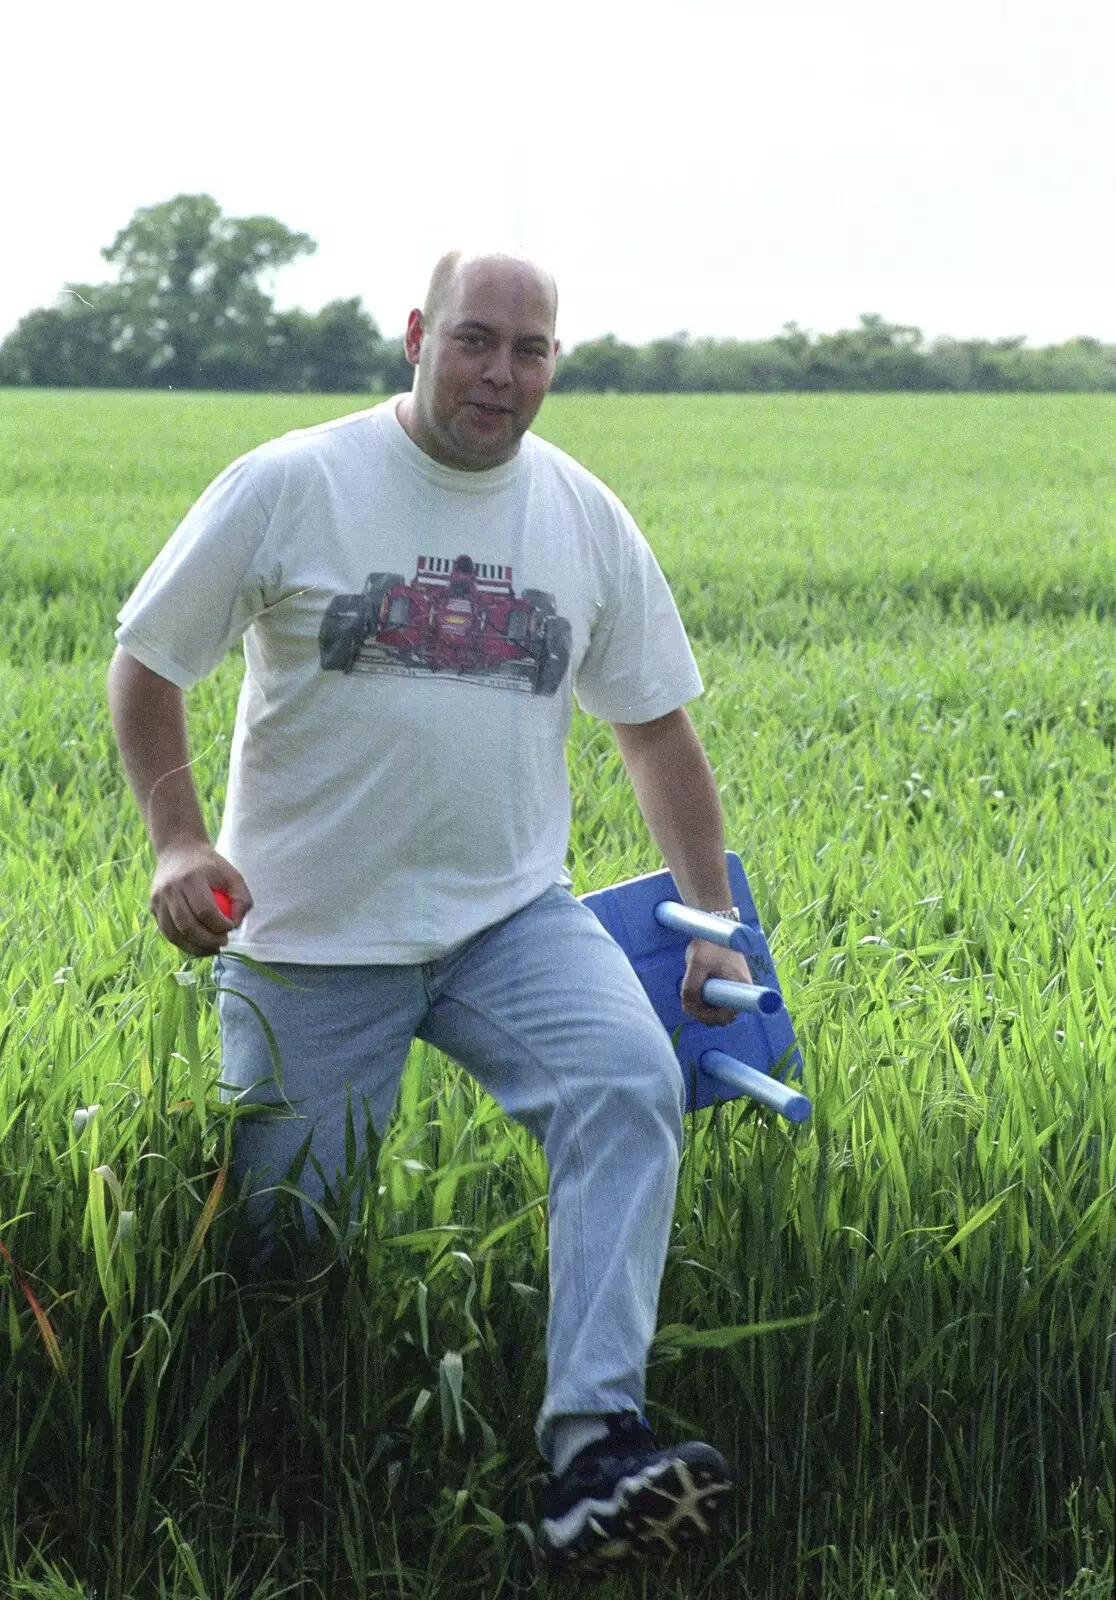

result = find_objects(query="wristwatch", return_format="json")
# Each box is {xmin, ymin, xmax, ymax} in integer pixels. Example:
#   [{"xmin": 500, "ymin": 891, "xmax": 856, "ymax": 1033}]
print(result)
[{"xmin": 705, "ymin": 906, "xmax": 740, "ymax": 922}]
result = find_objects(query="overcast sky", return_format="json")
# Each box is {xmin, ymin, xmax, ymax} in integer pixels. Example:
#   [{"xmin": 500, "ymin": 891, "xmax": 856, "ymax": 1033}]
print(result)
[{"xmin": 4, "ymin": 0, "xmax": 1114, "ymax": 350}]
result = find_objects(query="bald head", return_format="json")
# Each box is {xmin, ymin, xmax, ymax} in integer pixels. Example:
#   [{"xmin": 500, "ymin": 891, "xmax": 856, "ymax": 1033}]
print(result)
[
  {"xmin": 396, "ymin": 250, "xmax": 561, "ymax": 471},
  {"xmin": 422, "ymin": 251, "xmax": 559, "ymax": 338}
]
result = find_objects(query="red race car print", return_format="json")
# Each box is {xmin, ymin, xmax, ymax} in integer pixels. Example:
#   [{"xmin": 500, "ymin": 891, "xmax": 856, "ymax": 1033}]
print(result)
[{"xmin": 318, "ymin": 554, "xmax": 572, "ymax": 696}]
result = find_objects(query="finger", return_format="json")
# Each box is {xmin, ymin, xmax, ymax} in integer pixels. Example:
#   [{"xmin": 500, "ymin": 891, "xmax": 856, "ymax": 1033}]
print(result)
[
  {"xmin": 680, "ymin": 978, "xmax": 706, "ymax": 1013},
  {"xmin": 153, "ymin": 886, "xmax": 227, "ymax": 956},
  {"xmin": 682, "ymin": 996, "xmax": 737, "ymax": 1026},
  {"xmin": 210, "ymin": 863, "xmax": 253, "ymax": 925},
  {"xmin": 224, "ymin": 868, "xmax": 254, "ymax": 917},
  {"xmin": 154, "ymin": 906, "xmax": 216, "ymax": 957},
  {"xmin": 680, "ymin": 978, "xmax": 734, "ymax": 1025},
  {"xmin": 682, "ymin": 970, "xmax": 748, "ymax": 1025},
  {"xmin": 213, "ymin": 880, "xmax": 253, "ymax": 925},
  {"xmin": 178, "ymin": 875, "xmax": 242, "ymax": 938},
  {"xmin": 684, "ymin": 939, "xmax": 753, "ymax": 988},
  {"xmin": 681, "ymin": 968, "xmax": 731, "ymax": 1008},
  {"xmin": 693, "ymin": 959, "xmax": 753, "ymax": 988}
]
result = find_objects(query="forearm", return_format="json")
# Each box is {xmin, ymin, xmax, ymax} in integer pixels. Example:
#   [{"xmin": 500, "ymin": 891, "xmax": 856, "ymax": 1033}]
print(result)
[
  {"xmin": 107, "ymin": 647, "xmax": 210, "ymax": 856},
  {"xmin": 611, "ymin": 708, "xmax": 733, "ymax": 909},
  {"xmin": 108, "ymin": 647, "xmax": 249, "ymax": 954},
  {"xmin": 613, "ymin": 708, "xmax": 749, "ymax": 1020}
]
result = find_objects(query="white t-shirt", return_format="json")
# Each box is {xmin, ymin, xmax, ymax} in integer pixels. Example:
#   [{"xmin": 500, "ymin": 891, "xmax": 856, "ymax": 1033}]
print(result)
[{"xmin": 116, "ymin": 400, "xmax": 703, "ymax": 962}]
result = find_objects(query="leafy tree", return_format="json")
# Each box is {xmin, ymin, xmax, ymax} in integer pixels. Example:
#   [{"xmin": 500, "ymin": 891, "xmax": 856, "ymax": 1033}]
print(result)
[
  {"xmin": 93, "ymin": 194, "xmax": 315, "ymax": 387},
  {"xmin": 274, "ymin": 299, "xmax": 385, "ymax": 392},
  {"xmin": 370, "ymin": 337, "xmax": 416, "ymax": 395},
  {"xmin": 0, "ymin": 295, "xmax": 130, "ymax": 387},
  {"xmin": 1041, "ymin": 338, "xmax": 1116, "ymax": 391},
  {"xmin": 773, "ymin": 322, "xmax": 812, "ymax": 366},
  {"xmin": 677, "ymin": 337, "xmax": 800, "ymax": 392},
  {"xmin": 802, "ymin": 315, "xmax": 927, "ymax": 390},
  {"xmin": 642, "ymin": 334, "xmax": 689, "ymax": 393},
  {"xmin": 551, "ymin": 334, "xmax": 643, "ymax": 393},
  {"xmin": 0, "ymin": 195, "xmax": 388, "ymax": 392},
  {"xmin": 923, "ymin": 338, "xmax": 976, "ymax": 391}
]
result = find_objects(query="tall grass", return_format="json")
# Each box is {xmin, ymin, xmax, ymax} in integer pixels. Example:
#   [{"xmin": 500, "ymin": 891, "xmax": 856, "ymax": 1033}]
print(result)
[{"xmin": 1, "ymin": 391, "xmax": 1114, "ymax": 1596}]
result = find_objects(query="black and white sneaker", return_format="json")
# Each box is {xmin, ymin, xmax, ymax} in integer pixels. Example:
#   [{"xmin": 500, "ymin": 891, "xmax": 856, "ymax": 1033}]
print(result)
[{"xmin": 537, "ymin": 1413, "xmax": 732, "ymax": 1571}]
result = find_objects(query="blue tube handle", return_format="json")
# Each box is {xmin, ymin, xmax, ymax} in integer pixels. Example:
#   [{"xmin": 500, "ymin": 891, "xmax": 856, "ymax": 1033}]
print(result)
[
  {"xmin": 700, "ymin": 1050, "xmax": 812, "ymax": 1123},
  {"xmin": 654, "ymin": 900, "xmax": 753, "ymax": 955},
  {"xmin": 701, "ymin": 978, "xmax": 783, "ymax": 1016}
]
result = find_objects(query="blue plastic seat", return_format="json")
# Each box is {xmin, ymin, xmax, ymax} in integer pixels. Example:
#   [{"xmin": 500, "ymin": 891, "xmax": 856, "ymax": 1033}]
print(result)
[{"xmin": 581, "ymin": 852, "xmax": 809, "ymax": 1122}]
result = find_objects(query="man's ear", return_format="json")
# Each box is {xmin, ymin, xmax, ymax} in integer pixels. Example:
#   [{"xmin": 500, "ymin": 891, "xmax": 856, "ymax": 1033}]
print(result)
[{"xmin": 404, "ymin": 308, "xmax": 425, "ymax": 367}]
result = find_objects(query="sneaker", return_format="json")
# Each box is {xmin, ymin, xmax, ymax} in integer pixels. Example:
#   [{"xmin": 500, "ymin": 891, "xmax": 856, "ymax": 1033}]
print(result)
[{"xmin": 537, "ymin": 1413, "xmax": 731, "ymax": 1570}]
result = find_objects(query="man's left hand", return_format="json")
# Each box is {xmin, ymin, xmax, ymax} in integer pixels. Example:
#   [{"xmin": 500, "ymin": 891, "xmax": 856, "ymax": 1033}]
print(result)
[{"xmin": 681, "ymin": 938, "xmax": 754, "ymax": 1026}]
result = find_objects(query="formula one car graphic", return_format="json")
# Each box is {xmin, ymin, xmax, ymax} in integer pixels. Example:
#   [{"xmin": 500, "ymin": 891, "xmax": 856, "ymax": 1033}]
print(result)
[{"xmin": 318, "ymin": 554, "xmax": 572, "ymax": 695}]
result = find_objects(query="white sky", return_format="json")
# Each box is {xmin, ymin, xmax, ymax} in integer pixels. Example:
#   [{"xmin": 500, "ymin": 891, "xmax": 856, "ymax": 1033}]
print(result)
[{"xmin": 4, "ymin": 0, "xmax": 1114, "ymax": 350}]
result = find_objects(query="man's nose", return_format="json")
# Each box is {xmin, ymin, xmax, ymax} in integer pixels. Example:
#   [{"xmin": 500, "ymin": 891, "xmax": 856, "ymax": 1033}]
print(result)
[{"xmin": 481, "ymin": 344, "xmax": 514, "ymax": 385}]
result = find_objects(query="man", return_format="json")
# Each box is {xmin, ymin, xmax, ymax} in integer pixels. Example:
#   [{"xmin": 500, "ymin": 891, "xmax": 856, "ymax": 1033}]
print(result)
[{"xmin": 108, "ymin": 251, "xmax": 752, "ymax": 1570}]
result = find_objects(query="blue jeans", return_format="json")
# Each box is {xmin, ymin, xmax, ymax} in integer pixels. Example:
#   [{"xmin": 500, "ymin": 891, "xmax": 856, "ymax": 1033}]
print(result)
[{"xmin": 214, "ymin": 885, "xmax": 685, "ymax": 1460}]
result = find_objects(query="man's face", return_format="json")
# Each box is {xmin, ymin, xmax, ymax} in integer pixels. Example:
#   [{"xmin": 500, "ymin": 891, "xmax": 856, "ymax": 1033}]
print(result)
[{"xmin": 402, "ymin": 259, "xmax": 559, "ymax": 471}]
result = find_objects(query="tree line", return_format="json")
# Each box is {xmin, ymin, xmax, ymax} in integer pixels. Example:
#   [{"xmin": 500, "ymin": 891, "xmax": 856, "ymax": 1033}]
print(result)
[
  {"xmin": 0, "ymin": 196, "xmax": 411, "ymax": 395},
  {"xmin": 3, "ymin": 196, "xmax": 1115, "ymax": 394},
  {"xmin": 550, "ymin": 321, "xmax": 1116, "ymax": 394}
]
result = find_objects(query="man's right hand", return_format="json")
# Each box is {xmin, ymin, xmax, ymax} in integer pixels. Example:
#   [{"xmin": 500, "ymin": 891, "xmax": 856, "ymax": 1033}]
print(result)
[{"xmin": 150, "ymin": 842, "xmax": 253, "ymax": 957}]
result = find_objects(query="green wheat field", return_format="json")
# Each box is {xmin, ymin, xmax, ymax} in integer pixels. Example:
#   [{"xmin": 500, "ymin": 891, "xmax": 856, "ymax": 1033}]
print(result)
[{"xmin": 2, "ymin": 390, "xmax": 1115, "ymax": 1599}]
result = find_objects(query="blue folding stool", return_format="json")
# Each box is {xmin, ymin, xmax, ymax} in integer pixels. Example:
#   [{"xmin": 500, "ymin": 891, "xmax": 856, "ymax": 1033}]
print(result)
[{"xmin": 580, "ymin": 852, "xmax": 810, "ymax": 1123}]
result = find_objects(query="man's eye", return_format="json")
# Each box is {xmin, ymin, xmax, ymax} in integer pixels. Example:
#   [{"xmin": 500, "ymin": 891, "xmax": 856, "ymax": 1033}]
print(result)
[{"xmin": 459, "ymin": 334, "xmax": 486, "ymax": 348}]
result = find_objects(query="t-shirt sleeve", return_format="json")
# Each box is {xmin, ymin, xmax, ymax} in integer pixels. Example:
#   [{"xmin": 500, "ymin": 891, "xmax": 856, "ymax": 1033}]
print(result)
[
  {"xmin": 574, "ymin": 511, "xmax": 704, "ymax": 724},
  {"xmin": 114, "ymin": 456, "xmax": 271, "ymax": 688}
]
